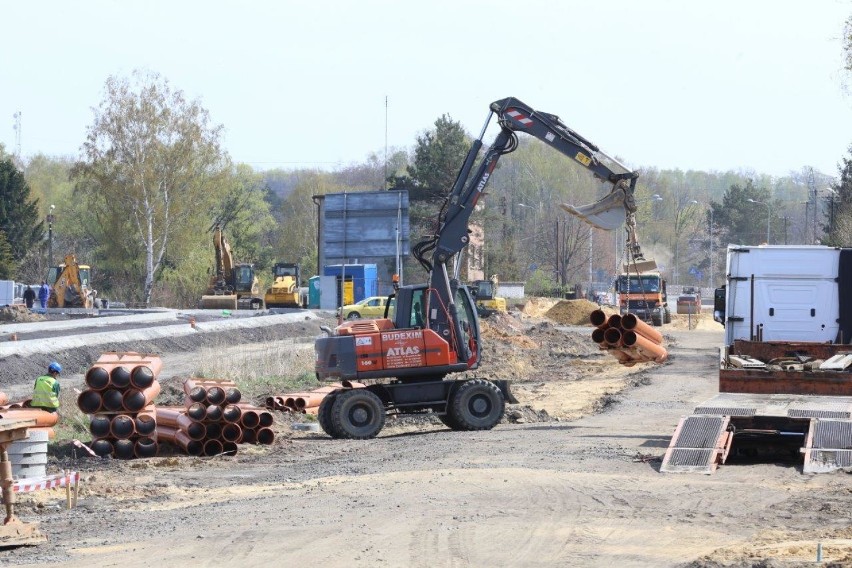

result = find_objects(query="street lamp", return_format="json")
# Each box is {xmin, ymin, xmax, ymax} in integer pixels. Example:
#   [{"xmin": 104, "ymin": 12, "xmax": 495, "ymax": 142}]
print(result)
[
  {"xmin": 747, "ymin": 198, "xmax": 770, "ymax": 244},
  {"xmin": 47, "ymin": 204, "xmax": 56, "ymax": 267}
]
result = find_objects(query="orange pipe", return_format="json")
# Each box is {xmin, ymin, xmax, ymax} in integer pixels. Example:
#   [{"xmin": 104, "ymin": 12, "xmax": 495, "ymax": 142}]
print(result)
[
  {"xmin": 123, "ymin": 382, "xmax": 161, "ymax": 412},
  {"xmin": 0, "ymin": 408, "xmax": 59, "ymax": 427},
  {"xmin": 203, "ymin": 439, "xmax": 223, "ymax": 457},
  {"xmin": 256, "ymin": 427, "xmax": 275, "ymax": 445},
  {"xmin": 183, "ymin": 380, "xmax": 207, "ymax": 403},
  {"xmin": 205, "ymin": 422, "xmax": 222, "ymax": 440},
  {"xmin": 91, "ymin": 438, "xmax": 113, "ymax": 457},
  {"xmin": 131, "ymin": 357, "xmax": 162, "ymax": 389},
  {"xmin": 606, "ymin": 314, "xmax": 622, "ymax": 329},
  {"xmin": 205, "ymin": 405, "xmax": 223, "ymax": 422},
  {"xmin": 102, "ymin": 388, "xmax": 124, "ymax": 411},
  {"xmin": 224, "ymin": 387, "xmax": 241, "ymax": 405},
  {"xmin": 134, "ymin": 437, "xmax": 158, "ymax": 458},
  {"xmin": 89, "ymin": 414, "xmax": 111, "ymax": 438},
  {"xmin": 622, "ymin": 330, "xmax": 668, "ymax": 363},
  {"xmin": 222, "ymin": 404, "xmax": 242, "ymax": 424},
  {"xmin": 222, "ymin": 441, "xmax": 238, "ymax": 456},
  {"xmin": 221, "ymin": 423, "xmax": 241, "ymax": 443},
  {"xmin": 621, "ymin": 313, "xmax": 664, "ymax": 345},
  {"xmin": 239, "ymin": 409, "xmax": 259, "ymax": 429},
  {"xmin": 591, "ymin": 328, "xmax": 607, "ymax": 346},
  {"xmin": 186, "ymin": 402, "xmax": 206, "ymax": 421},
  {"xmin": 296, "ymin": 393, "xmax": 329, "ymax": 409},
  {"xmin": 240, "ymin": 428, "xmax": 257, "ymax": 444},
  {"xmin": 340, "ymin": 381, "xmax": 365, "ymax": 389},
  {"xmin": 157, "ymin": 425, "xmax": 204, "ymax": 456},
  {"xmin": 156, "ymin": 409, "xmax": 206, "ymax": 441},
  {"xmin": 135, "ymin": 413, "xmax": 157, "ymax": 437},
  {"xmin": 110, "ymin": 365, "xmax": 133, "ymax": 389},
  {"xmin": 113, "ymin": 438, "xmax": 135, "ymax": 459},
  {"xmin": 258, "ymin": 411, "xmax": 274, "ymax": 428},
  {"xmin": 78, "ymin": 390, "xmax": 102, "ymax": 413},
  {"xmin": 302, "ymin": 406, "xmax": 319, "ymax": 416},
  {"xmin": 589, "ymin": 309, "xmax": 609, "ymax": 329},
  {"xmin": 604, "ymin": 327, "xmax": 623, "ymax": 347},
  {"xmin": 110, "ymin": 414, "xmax": 136, "ymax": 438},
  {"xmin": 205, "ymin": 387, "xmax": 226, "ymax": 406}
]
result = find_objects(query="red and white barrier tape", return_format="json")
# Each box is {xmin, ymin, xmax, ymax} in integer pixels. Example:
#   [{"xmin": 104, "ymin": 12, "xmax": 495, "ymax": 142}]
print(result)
[{"xmin": 12, "ymin": 471, "xmax": 79, "ymax": 493}]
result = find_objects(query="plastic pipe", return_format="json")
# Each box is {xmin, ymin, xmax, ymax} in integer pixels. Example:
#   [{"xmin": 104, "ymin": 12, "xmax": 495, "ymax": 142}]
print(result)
[
  {"xmin": 205, "ymin": 405, "xmax": 223, "ymax": 422},
  {"xmin": 621, "ymin": 313, "xmax": 664, "ymax": 345},
  {"xmin": 589, "ymin": 309, "xmax": 609, "ymax": 328},
  {"xmin": 204, "ymin": 422, "xmax": 222, "ymax": 440},
  {"xmin": 606, "ymin": 314, "xmax": 622, "ymax": 329},
  {"xmin": 134, "ymin": 437, "xmax": 158, "ymax": 458},
  {"xmin": 84, "ymin": 366, "xmax": 111, "ymax": 390},
  {"xmin": 205, "ymin": 387, "xmax": 226, "ymax": 406},
  {"xmin": 89, "ymin": 415, "xmax": 111, "ymax": 438},
  {"xmin": 604, "ymin": 327, "xmax": 623, "ymax": 347},
  {"xmin": 222, "ymin": 405, "xmax": 242, "ymax": 424},
  {"xmin": 78, "ymin": 390, "xmax": 103, "ymax": 413},
  {"xmin": 222, "ymin": 441, "xmax": 238, "ymax": 456},
  {"xmin": 256, "ymin": 427, "xmax": 275, "ymax": 445},
  {"xmin": 110, "ymin": 414, "xmax": 136, "ymax": 438},
  {"xmin": 224, "ymin": 387, "xmax": 241, "ymax": 405},
  {"xmin": 135, "ymin": 414, "xmax": 157, "ymax": 437},
  {"xmin": 0, "ymin": 409, "xmax": 60, "ymax": 427},
  {"xmin": 123, "ymin": 382, "xmax": 161, "ymax": 412},
  {"xmin": 240, "ymin": 428, "xmax": 257, "ymax": 444},
  {"xmin": 113, "ymin": 439, "xmax": 135, "ymax": 459},
  {"xmin": 221, "ymin": 423, "xmax": 241, "ymax": 443},
  {"xmin": 110, "ymin": 366, "xmax": 133, "ymax": 389},
  {"xmin": 203, "ymin": 439, "xmax": 223, "ymax": 457},
  {"xmin": 130, "ymin": 361, "xmax": 160, "ymax": 389},
  {"xmin": 258, "ymin": 411, "xmax": 274, "ymax": 428},
  {"xmin": 622, "ymin": 330, "xmax": 668, "ymax": 363},
  {"xmin": 91, "ymin": 438, "xmax": 113, "ymax": 457},
  {"xmin": 102, "ymin": 389, "xmax": 124, "ymax": 412},
  {"xmin": 591, "ymin": 328, "xmax": 607, "ymax": 346},
  {"xmin": 239, "ymin": 409, "xmax": 260, "ymax": 429},
  {"xmin": 186, "ymin": 402, "xmax": 206, "ymax": 421}
]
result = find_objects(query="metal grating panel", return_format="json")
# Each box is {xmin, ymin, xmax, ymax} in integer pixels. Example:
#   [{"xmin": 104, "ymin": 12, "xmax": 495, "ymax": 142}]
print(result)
[
  {"xmin": 694, "ymin": 406, "xmax": 757, "ymax": 417},
  {"xmin": 661, "ymin": 415, "xmax": 731, "ymax": 474},
  {"xmin": 803, "ymin": 419, "xmax": 852, "ymax": 473},
  {"xmin": 789, "ymin": 409, "xmax": 852, "ymax": 419}
]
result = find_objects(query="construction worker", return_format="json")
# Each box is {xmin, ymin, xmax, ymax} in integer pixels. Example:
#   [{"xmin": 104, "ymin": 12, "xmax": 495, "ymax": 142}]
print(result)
[{"xmin": 32, "ymin": 362, "xmax": 62, "ymax": 413}]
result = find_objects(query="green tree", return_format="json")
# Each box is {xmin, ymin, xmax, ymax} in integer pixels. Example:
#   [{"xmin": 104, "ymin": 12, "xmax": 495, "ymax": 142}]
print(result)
[
  {"xmin": 0, "ymin": 159, "xmax": 44, "ymax": 263},
  {"xmin": 823, "ymin": 147, "xmax": 852, "ymax": 246},
  {"xmin": 72, "ymin": 70, "xmax": 231, "ymax": 306},
  {"xmin": 0, "ymin": 231, "xmax": 15, "ymax": 279},
  {"xmin": 711, "ymin": 180, "xmax": 774, "ymax": 246}
]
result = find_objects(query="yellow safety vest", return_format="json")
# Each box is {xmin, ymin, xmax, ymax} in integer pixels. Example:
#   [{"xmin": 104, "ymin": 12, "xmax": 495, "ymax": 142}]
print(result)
[{"xmin": 32, "ymin": 375, "xmax": 60, "ymax": 410}]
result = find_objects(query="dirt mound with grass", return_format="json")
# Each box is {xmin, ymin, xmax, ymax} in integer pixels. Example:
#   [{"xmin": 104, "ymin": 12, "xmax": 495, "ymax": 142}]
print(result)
[
  {"xmin": 544, "ymin": 299, "xmax": 617, "ymax": 326},
  {"xmin": 0, "ymin": 305, "xmax": 44, "ymax": 323}
]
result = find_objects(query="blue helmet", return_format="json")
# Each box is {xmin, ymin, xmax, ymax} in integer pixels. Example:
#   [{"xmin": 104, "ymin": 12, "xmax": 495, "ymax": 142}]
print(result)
[{"xmin": 48, "ymin": 362, "xmax": 62, "ymax": 374}]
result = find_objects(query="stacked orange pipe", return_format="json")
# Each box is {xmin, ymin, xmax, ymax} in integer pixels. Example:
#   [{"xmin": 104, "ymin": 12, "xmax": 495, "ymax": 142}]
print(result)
[
  {"xmin": 589, "ymin": 309, "xmax": 667, "ymax": 366},
  {"xmin": 266, "ymin": 384, "xmax": 357, "ymax": 413}
]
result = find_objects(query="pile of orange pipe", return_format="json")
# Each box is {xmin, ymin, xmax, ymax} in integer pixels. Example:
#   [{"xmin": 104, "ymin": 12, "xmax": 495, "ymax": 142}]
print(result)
[
  {"xmin": 80, "ymin": 352, "xmax": 162, "ymax": 459},
  {"xmin": 153, "ymin": 378, "xmax": 275, "ymax": 457},
  {"xmin": 266, "ymin": 381, "xmax": 365, "ymax": 414},
  {"xmin": 590, "ymin": 310, "xmax": 668, "ymax": 367}
]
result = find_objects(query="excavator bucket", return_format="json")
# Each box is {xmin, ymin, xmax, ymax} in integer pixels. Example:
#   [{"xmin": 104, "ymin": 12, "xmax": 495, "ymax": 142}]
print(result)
[
  {"xmin": 199, "ymin": 295, "xmax": 238, "ymax": 310},
  {"xmin": 559, "ymin": 190, "xmax": 630, "ymax": 231},
  {"xmin": 624, "ymin": 258, "xmax": 658, "ymax": 273}
]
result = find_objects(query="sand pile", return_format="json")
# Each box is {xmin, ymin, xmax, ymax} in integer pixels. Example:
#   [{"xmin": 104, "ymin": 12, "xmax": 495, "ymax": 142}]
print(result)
[
  {"xmin": 666, "ymin": 312, "xmax": 722, "ymax": 331},
  {"xmin": 544, "ymin": 299, "xmax": 617, "ymax": 326},
  {"xmin": 521, "ymin": 297, "xmax": 562, "ymax": 318}
]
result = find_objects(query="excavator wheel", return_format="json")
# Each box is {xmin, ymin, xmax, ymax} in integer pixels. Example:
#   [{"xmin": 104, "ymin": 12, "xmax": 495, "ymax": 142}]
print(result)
[
  {"xmin": 451, "ymin": 379, "xmax": 505, "ymax": 431},
  {"xmin": 317, "ymin": 390, "xmax": 342, "ymax": 438},
  {"xmin": 329, "ymin": 388, "xmax": 386, "ymax": 439},
  {"xmin": 437, "ymin": 412, "xmax": 462, "ymax": 430}
]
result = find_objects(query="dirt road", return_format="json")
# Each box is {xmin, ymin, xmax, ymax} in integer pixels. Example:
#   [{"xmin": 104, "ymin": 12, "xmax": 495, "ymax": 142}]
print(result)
[{"xmin": 2, "ymin": 313, "xmax": 851, "ymax": 567}]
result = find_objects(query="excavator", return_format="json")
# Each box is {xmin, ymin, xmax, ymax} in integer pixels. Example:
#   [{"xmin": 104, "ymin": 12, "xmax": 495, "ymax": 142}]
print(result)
[
  {"xmin": 47, "ymin": 254, "xmax": 97, "ymax": 308},
  {"xmin": 264, "ymin": 262, "xmax": 303, "ymax": 308},
  {"xmin": 314, "ymin": 96, "xmax": 654, "ymax": 439},
  {"xmin": 199, "ymin": 225, "xmax": 264, "ymax": 310}
]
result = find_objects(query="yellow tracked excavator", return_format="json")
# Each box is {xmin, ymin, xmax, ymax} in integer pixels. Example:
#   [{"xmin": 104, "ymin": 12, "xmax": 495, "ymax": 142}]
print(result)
[{"xmin": 199, "ymin": 225, "xmax": 264, "ymax": 310}]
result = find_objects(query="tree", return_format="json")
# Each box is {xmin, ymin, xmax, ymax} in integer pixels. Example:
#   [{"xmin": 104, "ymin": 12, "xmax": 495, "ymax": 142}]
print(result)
[
  {"xmin": 823, "ymin": 146, "xmax": 852, "ymax": 246},
  {"xmin": 72, "ymin": 71, "xmax": 231, "ymax": 306},
  {"xmin": 711, "ymin": 180, "xmax": 774, "ymax": 246},
  {"xmin": 0, "ymin": 159, "xmax": 44, "ymax": 263},
  {"xmin": 0, "ymin": 231, "xmax": 15, "ymax": 279}
]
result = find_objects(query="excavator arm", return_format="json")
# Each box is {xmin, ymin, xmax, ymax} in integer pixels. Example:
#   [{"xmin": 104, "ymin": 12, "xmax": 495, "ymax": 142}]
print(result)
[{"xmin": 414, "ymin": 97, "xmax": 651, "ymax": 360}]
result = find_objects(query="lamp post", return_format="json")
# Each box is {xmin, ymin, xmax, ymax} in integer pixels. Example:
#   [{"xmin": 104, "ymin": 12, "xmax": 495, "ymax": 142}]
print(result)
[
  {"xmin": 47, "ymin": 204, "xmax": 56, "ymax": 267},
  {"xmin": 747, "ymin": 198, "xmax": 770, "ymax": 244}
]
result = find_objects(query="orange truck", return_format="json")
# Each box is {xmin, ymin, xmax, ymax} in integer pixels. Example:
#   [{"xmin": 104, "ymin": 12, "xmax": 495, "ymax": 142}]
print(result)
[{"xmin": 615, "ymin": 271, "xmax": 671, "ymax": 326}]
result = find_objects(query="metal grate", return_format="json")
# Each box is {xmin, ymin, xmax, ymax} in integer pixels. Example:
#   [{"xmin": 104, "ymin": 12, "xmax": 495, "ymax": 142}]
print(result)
[
  {"xmin": 803, "ymin": 419, "xmax": 852, "ymax": 473},
  {"xmin": 661, "ymin": 415, "xmax": 731, "ymax": 474},
  {"xmin": 694, "ymin": 406, "xmax": 757, "ymax": 417},
  {"xmin": 789, "ymin": 409, "xmax": 852, "ymax": 419}
]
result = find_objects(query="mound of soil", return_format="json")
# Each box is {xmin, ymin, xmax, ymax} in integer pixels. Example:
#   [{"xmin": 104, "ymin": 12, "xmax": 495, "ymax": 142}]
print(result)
[
  {"xmin": 521, "ymin": 297, "xmax": 562, "ymax": 318},
  {"xmin": 0, "ymin": 305, "xmax": 44, "ymax": 323},
  {"xmin": 544, "ymin": 299, "xmax": 616, "ymax": 326}
]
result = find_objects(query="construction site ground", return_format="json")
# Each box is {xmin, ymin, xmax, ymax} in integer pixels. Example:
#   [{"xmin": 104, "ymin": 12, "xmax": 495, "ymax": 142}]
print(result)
[{"xmin": 0, "ymin": 300, "xmax": 850, "ymax": 567}]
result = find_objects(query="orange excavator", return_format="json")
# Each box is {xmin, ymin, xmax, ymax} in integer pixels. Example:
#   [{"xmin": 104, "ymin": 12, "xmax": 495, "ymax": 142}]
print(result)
[{"xmin": 314, "ymin": 97, "xmax": 654, "ymax": 439}]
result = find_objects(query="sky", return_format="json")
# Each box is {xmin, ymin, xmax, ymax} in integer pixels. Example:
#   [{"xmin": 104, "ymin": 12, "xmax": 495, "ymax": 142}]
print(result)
[{"xmin": 2, "ymin": 0, "xmax": 852, "ymax": 178}]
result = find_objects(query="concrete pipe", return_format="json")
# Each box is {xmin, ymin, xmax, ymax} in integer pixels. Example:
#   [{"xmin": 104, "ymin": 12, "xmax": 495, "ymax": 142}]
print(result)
[
  {"xmin": 135, "ymin": 414, "xmax": 157, "ymax": 437},
  {"xmin": 89, "ymin": 415, "xmax": 111, "ymax": 438},
  {"xmin": 239, "ymin": 409, "xmax": 260, "ymax": 429},
  {"xmin": 91, "ymin": 438, "xmax": 113, "ymax": 457},
  {"xmin": 78, "ymin": 390, "xmax": 103, "ymax": 413},
  {"xmin": 30, "ymin": 427, "xmax": 55, "ymax": 440},
  {"xmin": 134, "ymin": 437, "xmax": 158, "ymax": 459},
  {"xmin": 113, "ymin": 438, "xmax": 135, "ymax": 460},
  {"xmin": 205, "ymin": 387, "xmax": 226, "ymax": 406},
  {"xmin": 205, "ymin": 404, "xmax": 223, "ymax": 422},
  {"xmin": 186, "ymin": 402, "xmax": 206, "ymax": 421},
  {"xmin": 123, "ymin": 382, "xmax": 161, "ymax": 412},
  {"xmin": 604, "ymin": 327, "xmax": 623, "ymax": 347},
  {"xmin": 621, "ymin": 313, "xmax": 664, "ymax": 345},
  {"xmin": 221, "ymin": 423, "xmax": 241, "ymax": 443},
  {"xmin": 224, "ymin": 388, "xmax": 241, "ymax": 405},
  {"xmin": 622, "ymin": 330, "xmax": 668, "ymax": 363},
  {"xmin": 258, "ymin": 411, "xmax": 274, "ymax": 428},
  {"xmin": 240, "ymin": 428, "xmax": 257, "ymax": 444},
  {"xmin": 110, "ymin": 414, "xmax": 136, "ymax": 439},
  {"xmin": 102, "ymin": 389, "xmax": 124, "ymax": 412},
  {"xmin": 606, "ymin": 314, "xmax": 622, "ymax": 330},
  {"xmin": 222, "ymin": 441, "xmax": 238, "ymax": 456},
  {"xmin": 0, "ymin": 409, "xmax": 60, "ymax": 427},
  {"xmin": 256, "ymin": 427, "xmax": 275, "ymax": 445},
  {"xmin": 589, "ymin": 309, "xmax": 609, "ymax": 329},
  {"xmin": 204, "ymin": 422, "xmax": 222, "ymax": 440},
  {"xmin": 84, "ymin": 366, "xmax": 111, "ymax": 390},
  {"xmin": 222, "ymin": 404, "xmax": 242, "ymax": 424},
  {"xmin": 202, "ymin": 439, "xmax": 223, "ymax": 457}
]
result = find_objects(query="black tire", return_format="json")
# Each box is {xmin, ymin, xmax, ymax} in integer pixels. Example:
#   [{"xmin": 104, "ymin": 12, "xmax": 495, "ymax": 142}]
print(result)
[
  {"xmin": 663, "ymin": 308, "xmax": 672, "ymax": 324},
  {"xmin": 318, "ymin": 391, "xmax": 342, "ymax": 438},
  {"xmin": 330, "ymin": 389, "xmax": 386, "ymax": 439},
  {"xmin": 346, "ymin": 312, "xmax": 361, "ymax": 320},
  {"xmin": 451, "ymin": 379, "xmax": 505, "ymax": 431},
  {"xmin": 438, "ymin": 412, "xmax": 461, "ymax": 430},
  {"xmin": 651, "ymin": 315, "xmax": 662, "ymax": 326}
]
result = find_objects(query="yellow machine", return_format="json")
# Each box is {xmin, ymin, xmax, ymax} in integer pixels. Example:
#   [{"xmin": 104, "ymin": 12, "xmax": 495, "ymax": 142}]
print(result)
[
  {"xmin": 264, "ymin": 262, "xmax": 302, "ymax": 308},
  {"xmin": 199, "ymin": 225, "xmax": 264, "ymax": 310},
  {"xmin": 472, "ymin": 275, "xmax": 507, "ymax": 317},
  {"xmin": 47, "ymin": 254, "xmax": 96, "ymax": 308}
]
